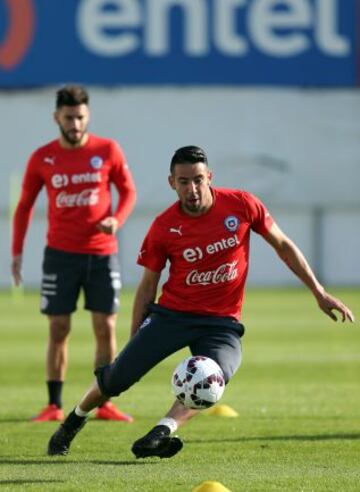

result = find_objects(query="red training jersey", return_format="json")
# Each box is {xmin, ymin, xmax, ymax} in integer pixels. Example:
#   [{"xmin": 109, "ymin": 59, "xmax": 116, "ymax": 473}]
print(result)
[
  {"xmin": 137, "ymin": 188, "xmax": 273, "ymax": 319},
  {"xmin": 12, "ymin": 134, "xmax": 136, "ymax": 256}
]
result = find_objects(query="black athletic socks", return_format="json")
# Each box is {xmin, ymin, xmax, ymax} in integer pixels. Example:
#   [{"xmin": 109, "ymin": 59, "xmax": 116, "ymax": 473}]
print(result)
[
  {"xmin": 64, "ymin": 409, "xmax": 87, "ymax": 430},
  {"xmin": 47, "ymin": 380, "xmax": 63, "ymax": 408}
]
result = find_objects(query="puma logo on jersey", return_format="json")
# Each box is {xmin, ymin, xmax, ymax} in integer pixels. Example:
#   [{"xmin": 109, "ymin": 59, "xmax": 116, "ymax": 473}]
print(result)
[
  {"xmin": 44, "ymin": 156, "xmax": 55, "ymax": 165},
  {"xmin": 169, "ymin": 226, "xmax": 183, "ymax": 236}
]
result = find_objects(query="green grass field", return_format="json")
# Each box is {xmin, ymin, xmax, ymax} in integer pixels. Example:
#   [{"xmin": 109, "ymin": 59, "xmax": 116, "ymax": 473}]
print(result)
[{"xmin": 0, "ymin": 288, "xmax": 359, "ymax": 492}]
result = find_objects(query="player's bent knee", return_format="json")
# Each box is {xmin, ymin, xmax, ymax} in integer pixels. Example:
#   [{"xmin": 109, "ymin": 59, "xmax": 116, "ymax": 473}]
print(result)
[
  {"xmin": 222, "ymin": 367, "xmax": 233, "ymax": 385},
  {"xmin": 94, "ymin": 364, "xmax": 137, "ymax": 397},
  {"xmin": 219, "ymin": 359, "xmax": 242, "ymax": 384}
]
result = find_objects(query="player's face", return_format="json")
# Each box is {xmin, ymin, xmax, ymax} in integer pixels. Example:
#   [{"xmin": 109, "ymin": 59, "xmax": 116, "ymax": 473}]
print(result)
[
  {"xmin": 169, "ymin": 162, "xmax": 213, "ymax": 216},
  {"xmin": 54, "ymin": 104, "xmax": 89, "ymax": 147}
]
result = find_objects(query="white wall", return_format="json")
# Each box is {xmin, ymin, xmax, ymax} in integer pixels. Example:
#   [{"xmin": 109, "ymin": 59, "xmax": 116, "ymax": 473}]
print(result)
[{"xmin": 1, "ymin": 88, "xmax": 360, "ymax": 288}]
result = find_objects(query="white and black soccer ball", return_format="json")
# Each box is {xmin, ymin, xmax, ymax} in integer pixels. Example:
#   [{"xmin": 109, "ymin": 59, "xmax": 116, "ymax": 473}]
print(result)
[{"xmin": 171, "ymin": 355, "xmax": 225, "ymax": 409}]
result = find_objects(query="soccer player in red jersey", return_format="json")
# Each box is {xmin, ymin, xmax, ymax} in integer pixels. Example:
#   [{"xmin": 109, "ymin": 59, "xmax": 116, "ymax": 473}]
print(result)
[
  {"xmin": 11, "ymin": 85, "xmax": 136, "ymax": 423},
  {"xmin": 47, "ymin": 146, "xmax": 354, "ymax": 457}
]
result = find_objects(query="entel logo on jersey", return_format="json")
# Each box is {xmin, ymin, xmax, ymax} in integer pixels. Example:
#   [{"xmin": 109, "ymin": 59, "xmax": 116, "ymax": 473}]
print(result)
[
  {"xmin": 0, "ymin": 0, "xmax": 35, "ymax": 70},
  {"xmin": 51, "ymin": 172, "xmax": 102, "ymax": 188},
  {"xmin": 183, "ymin": 234, "xmax": 240, "ymax": 263}
]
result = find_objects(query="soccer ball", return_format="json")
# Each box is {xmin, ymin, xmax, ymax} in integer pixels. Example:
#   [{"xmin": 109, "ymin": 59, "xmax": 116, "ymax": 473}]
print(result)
[{"xmin": 171, "ymin": 355, "xmax": 225, "ymax": 409}]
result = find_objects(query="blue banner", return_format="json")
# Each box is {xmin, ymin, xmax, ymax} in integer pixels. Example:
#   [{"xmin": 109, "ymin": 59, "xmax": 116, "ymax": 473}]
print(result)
[{"xmin": 0, "ymin": 0, "xmax": 358, "ymax": 87}]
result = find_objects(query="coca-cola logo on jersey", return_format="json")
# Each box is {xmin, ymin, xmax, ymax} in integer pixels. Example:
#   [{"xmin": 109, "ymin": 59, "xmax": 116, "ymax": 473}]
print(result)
[
  {"xmin": 186, "ymin": 261, "xmax": 238, "ymax": 286},
  {"xmin": 56, "ymin": 189, "xmax": 100, "ymax": 208}
]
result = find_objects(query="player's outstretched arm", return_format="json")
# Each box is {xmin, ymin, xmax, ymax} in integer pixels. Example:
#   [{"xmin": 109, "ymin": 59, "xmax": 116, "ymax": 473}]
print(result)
[
  {"xmin": 264, "ymin": 222, "xmax": 355, "ymax": 323},
  {"xmin": 314, "ymin": 290, "xmax": 354, "ymax": 322}
]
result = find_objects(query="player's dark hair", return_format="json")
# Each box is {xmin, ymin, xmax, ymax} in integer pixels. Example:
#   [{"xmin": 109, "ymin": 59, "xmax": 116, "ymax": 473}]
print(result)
[
  {"xmin": 56, "ymin": 85, "xmax": 89, "ymax": 109},
  {"xmin": 170, "ymin": 146, "xmax": 208, "ymax": 173}
]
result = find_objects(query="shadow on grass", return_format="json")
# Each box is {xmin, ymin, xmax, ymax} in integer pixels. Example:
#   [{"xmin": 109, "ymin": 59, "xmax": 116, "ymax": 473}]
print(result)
[
  {"xmin": 0, "ymin": 479, "xmax": 64, "ymax": 485},
  {"xmin": 0, "ymin": 418, "xmax": 134, "ymax": 423},
  {"xmin": 189, "ymin": 432, "xmax": 360, "ymax": 444},
  {"xmin": 0, "ymin": 458, "xmax": 157, "ymax": 466},
  {"xmin": 0, "ymin": 418, "xmax": 33, "ymax": 423}
]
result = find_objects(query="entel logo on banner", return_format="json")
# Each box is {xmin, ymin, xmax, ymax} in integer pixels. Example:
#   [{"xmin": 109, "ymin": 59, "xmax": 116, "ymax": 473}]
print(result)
[
  {"xmin": 0, "ymin": 0, "xmax": 35, "ymax": 70},
  {"xmin": 77, "ymin": 0, "xmax": 350, "ymax": 58}
]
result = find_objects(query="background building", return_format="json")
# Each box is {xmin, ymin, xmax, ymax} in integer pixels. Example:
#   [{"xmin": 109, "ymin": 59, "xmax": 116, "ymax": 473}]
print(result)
[{"xmin": 1, "ymin": 0, "xmax": 359, "ymax": 288}]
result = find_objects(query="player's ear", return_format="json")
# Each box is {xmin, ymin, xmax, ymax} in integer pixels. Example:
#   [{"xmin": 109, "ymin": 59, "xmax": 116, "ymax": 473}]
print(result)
[
  {"xmin": 208, "ymin": 169, "xmax": 213, "ymax": 183},
  {"xmin": 84, "ymin": 105, "xmax": 90, "ymax": 123},
  {"xmin": 168, "ymin": 175, "xmax": 176, "ymax": 190},
  {"xmin": 53, "ymin": 111, "xmax": 59, "ymax": 125}
]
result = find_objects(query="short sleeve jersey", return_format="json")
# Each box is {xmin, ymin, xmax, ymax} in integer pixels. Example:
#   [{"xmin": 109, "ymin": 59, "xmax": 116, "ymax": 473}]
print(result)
[
  {"xmin": 137, "ymin": 188, "xmax": 273, "ymax": 319},
  {"xmin": 13, "ymin": 134, "xmax": 136, "ymax": 255}
]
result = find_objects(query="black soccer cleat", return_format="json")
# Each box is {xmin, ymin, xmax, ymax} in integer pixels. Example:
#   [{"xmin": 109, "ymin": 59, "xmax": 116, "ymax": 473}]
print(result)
[
  {"xmin": 47, "ymin": 416, "xmax": 87, "ymax": 456},
  {"xmin": 131, "ymin": 425, "xmax": 183, "ymax": 459}
]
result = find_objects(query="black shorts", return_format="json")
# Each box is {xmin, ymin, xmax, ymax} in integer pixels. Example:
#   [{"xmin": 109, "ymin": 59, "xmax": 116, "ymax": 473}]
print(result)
[
  {"xmin": 40, "ymin": 246, "xmax": 121, "ymax": 315},
  {"xmin": 95, "ymin": 304, "xmax": 245, "ymax": 397}
]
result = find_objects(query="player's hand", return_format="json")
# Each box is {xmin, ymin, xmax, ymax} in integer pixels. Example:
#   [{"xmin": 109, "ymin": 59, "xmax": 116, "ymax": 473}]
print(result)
[
  {"xmin": 96, "ymin": 216, "xmax": 118, "ymax": 235},
  {"xmin": 316, "ymin": 291, "xmax": 355, "ymax": 323},
  {"xmin": 11, "ymin": 255, "xmax": 23, "ymax": 286}
]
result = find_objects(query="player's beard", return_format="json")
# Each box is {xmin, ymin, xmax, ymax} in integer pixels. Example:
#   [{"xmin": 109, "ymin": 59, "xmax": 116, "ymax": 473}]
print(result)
[
  {"xmin": 182, "ymin": 196, "xmax": 203, "ymax": 215},
  {"xmin": 59, "ymin": 125, "xmax": 87, "ymax": 146},
  {"xmin": 182, "ymin": 188, "xmax": 213, "ymax": 215},
  {"xmin": 184, "ymin": 199, "xmax": 200, "ymax": 213}
]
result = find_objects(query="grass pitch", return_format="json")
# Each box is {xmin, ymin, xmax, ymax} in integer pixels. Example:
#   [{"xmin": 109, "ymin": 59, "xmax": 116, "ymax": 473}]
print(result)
[{"xmin": 0, "ymin": 288, "xmax": 359, "ymax": 492}]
